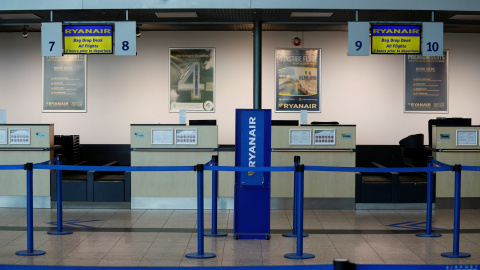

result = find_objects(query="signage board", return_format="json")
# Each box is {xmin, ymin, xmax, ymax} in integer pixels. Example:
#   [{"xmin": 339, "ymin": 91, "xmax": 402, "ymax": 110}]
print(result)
[{"xmin": 371, "ymin": 25, "xmax": 421, "ymax": 54}]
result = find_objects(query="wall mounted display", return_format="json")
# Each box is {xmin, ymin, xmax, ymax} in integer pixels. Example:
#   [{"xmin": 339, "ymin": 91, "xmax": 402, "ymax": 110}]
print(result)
[
  {"xmin": 175, "ymin": 128, "xmax": 198, "ymax": 145},
  {"xmin": 371, "ymin": 25, "xmax": 421, "ymax": 54},
  {"xmin": 9, "ymin": 128, "xmax": 30, "ymax": 145},
  {"xmin": 456, "ymin": 130, "xmax": 477, "ymax": 146},
  {"xmin": 275, "ymin": 49, "xmax": 320, "ymax": 112},
  {"xmin": 42, "ymin": 55, "xmax": 87, "ymax": 112},
  {"xmin": 64, "ymin": 25, "xmax": 113, "ymax": 54},
  {"xmin": 289, "ymin": 129, "xmax": 311, "ymax": 145},
  {"xmin": 151, "ymin": 128, "xmax": 174, "ymax": 145},
  {"xmin": 169, "ymin": 48, "xmax": 215, "ymax": 112},
  {"xmin": 314, "ymin": 129, "xmax": 336, "ymax": 145},
  {"xmin": 404, "ymin": 50, "xmax": 448, "ymax": 113}
]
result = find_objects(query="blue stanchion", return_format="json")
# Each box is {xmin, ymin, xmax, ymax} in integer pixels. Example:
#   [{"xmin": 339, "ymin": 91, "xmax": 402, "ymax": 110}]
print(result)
[
  {"xmin": 185, "ymin": 164, "xmax": 216, "ymax": 259},
  {"xmin": 416, "ymin": 158, "xmax": 441, "ymax": 238},
  {"xmin": 48, "ymin": 155, "xmax": 73, "ymax": 236},
  {"xmin": 205, "ymin": 156, "xmax": 228, "ymax": 238},
  {"xmin": 283, "ymin": 156, "xmax": 307, "ymax": 238},
  {"xmin": 15, "ymin": 163, "xmax": 46, "ymax": 257},
  {"xmin": 285, "ymin": 164, "xmax": 314, "ymax": 260},
  {"xmin": 442, "ymin": 165, "xmax": 471, "ymax": 258}
]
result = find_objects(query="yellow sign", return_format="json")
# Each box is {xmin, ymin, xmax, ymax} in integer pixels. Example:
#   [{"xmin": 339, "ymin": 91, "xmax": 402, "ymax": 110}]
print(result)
[
  {"xmin": 64, "ymin": 26, "xmax": 112, "ymax": 54},
  {"xmin": 371, "ymin": 25, "xmax": 421, "ymax": 54}
]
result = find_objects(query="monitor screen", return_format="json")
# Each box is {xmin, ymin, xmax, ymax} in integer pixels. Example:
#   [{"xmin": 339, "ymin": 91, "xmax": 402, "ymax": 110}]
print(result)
[
  {"xmin": 64, "ymin": 25, "xmax": 113, "ymax": 54},
  {"xmin": 371, "ymin": 25, "xmax": 421, "ymax": 54}
]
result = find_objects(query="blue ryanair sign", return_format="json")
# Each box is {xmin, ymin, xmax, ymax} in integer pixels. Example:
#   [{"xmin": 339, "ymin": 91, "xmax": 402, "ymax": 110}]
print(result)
[
  {"xmin": 234, "ymin": 109, "xmax": 271, "ymax": 239},
  {"xmin": 235, "ymin": 109, "xmax": 271, "ymax": 186}
]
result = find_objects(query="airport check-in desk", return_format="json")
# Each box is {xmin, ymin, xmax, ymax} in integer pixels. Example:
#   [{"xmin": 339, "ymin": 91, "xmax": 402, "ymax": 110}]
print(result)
[
  {"xmin": 0, "ymin": 124, "xmax": 54, "ymax": 208},
  {"xmin": 270, "ymin": 124, "xmax": 356, "ymax": 209},
  {"xmin": 130, "ymin": 124, "xmax": 217, "ymax": 209},
  {"xmin": 431, "ymin": 125, "xmax": 480, "ymax": 207}
]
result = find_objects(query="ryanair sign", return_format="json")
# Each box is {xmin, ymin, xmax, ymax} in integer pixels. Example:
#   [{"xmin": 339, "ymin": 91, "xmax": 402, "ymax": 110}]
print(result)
[
  {"xmin": 371, "ymin": 25, "xmax": 421, "ymax": 54},
  {"xmin": 235, "ymin": 109, "xmax": 271, "ymax": 186},
  {"xmin": 64, "ymin": 26, "xmax": 113, "ymax": 54}
]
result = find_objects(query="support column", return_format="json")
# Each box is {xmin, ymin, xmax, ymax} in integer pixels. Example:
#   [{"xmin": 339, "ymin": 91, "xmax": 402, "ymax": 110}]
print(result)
[{"xmin": 253, "ymin": 20, "xmax": 262, "ymax": 109}]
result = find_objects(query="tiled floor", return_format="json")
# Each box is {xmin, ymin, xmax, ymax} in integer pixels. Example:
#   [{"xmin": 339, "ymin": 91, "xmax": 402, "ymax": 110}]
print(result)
[{"xmin": 1, "ymin": 208, "xmax": 480, "ymax": 267}]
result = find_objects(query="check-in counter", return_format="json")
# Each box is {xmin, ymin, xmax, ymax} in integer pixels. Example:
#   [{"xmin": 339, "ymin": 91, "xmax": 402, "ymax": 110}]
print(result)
[
  {"xmin": 130, "ymin": 123, "xmax": 217, "ymax": 209},
  {"xmin": 0, "ymin": 124, "xmax": 54, "ymax": 208},
  {"xmin": 431, "ymin": 125, "xmax": 480, "ymax": 207},
  {"xmin": 271, "ymin": 123, "xmax": 356, "ymax": 209}
]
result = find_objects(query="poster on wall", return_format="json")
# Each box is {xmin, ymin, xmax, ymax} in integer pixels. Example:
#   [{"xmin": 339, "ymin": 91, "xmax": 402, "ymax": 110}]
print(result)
[
  {"xmin": 169, "ymin": 48, "xmax": 215, "ymax": 112},
  {"xmin": 275, "ymin": 48, "xmax": 320, "ymax": 112},
  {"xmin": 404, "ymin": 50, "xmax": 448, "ymax": 113},
  {"xmin": 42, "ymin": 55, "xmax": 87, "ymax": 112}
]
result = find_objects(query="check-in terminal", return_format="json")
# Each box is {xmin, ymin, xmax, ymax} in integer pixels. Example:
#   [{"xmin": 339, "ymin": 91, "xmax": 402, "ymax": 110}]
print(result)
[
  {"xmin": 431, "ymin": 124, "xmax": 480, "ymax": 208},
  {"xmin": 130, "ymin": 121, "xmax": 218, "ymax": 209},
  {"xmin": 271, "ymin": 121, "xmax": 356, "ymax": 209},
  {"xmin": 0, "ymin": 124, "xmax": 54, "ymax": 208}
]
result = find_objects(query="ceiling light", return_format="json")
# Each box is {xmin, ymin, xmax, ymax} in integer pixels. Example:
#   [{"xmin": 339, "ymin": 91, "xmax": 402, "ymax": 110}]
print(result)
[
  {"xmin": 155, "ymin": 12, "xmax": 198, "ymax": 18},
  {"xmin": 449, "ymin": 15, "xmax": 480, "ymax": 20},
  {"xmin": 290, "ymin": 12, "xmax": 333, "ymax": 18},
  {"xmin": 0, "ymin": 14, "xmax": 40, "ymax": 20}
]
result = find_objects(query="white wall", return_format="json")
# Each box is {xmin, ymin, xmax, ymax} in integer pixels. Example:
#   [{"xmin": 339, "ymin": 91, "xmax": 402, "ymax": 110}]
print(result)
[{"xmin": 0, "ymin": 31, "xmax": 479, "ymax": 145}]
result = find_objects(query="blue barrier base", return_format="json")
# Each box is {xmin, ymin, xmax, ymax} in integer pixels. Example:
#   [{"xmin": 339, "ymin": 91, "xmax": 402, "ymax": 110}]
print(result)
[
  {"xmin": 15, "ymin": 250, "xmax": 46, "ymax": 256},
  {"xmin": 416, "ymin": 232, "xmax": 441, "ymax": 237},
  {"xmin": 282, "ymin": 232, "xmax": 308, "ymax": 238},
  {"xmin": 441, "ymin": 252, "xmax": 471, "ymax": 258},
  {"xmin": 204, "ymin": 232, "xmax": 228, "ymax": 237},
  {"xmin": 185, "ymin": 252, "xmax": 216, "ymax": 259},
  {"xmin": 47, "ymin": 230, "xmax": 73, "ymax": 235},
  {"xmin": 284, "ymin": 253, "xmax": 315, "ymax": 259}
]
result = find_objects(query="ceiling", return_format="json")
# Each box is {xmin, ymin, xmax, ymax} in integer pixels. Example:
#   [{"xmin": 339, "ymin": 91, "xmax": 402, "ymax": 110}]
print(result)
[{"xmin": 1, "ymin": 9, "xmax": 480, "ymax": 33}]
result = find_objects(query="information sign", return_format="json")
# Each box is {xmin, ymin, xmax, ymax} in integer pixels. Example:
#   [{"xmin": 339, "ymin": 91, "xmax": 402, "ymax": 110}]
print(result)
[
  {"xmin": 371, "ymin": 25, "xmax": 421, "ymax": 54},
  {"xmin": 115, "ymin": 21, "xmax": 136, "ymax": 56},
  {"xmin": 348, "ymin": 22, "xmax": 370, "ymax": 56},
  {"xmin": 422, "ymin": 22, "xmax": 444, "ymax": 57},
  {"xmin": 41, "ymin": 22, "xmax": 63, "ymax": 56},
  {"xmin": 64, "ymin": 25, "xmax": 113, "ymax": 54}
]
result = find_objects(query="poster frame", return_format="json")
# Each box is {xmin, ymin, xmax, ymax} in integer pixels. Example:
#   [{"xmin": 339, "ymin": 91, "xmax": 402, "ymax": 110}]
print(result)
[
  {"xmin": 169, "ymin": 47, "xmax": 215, "ymax": 113},
  {"xmin": 275, "ymin": 48, "xmax": 321, "ymax": 113},
  {"xmin": 42, "ymin": 55, "xmax": 87, "ymax": 113},
  {"xmin": 403, "ymin": 50, "xmax": 449, "ymax": 114}
]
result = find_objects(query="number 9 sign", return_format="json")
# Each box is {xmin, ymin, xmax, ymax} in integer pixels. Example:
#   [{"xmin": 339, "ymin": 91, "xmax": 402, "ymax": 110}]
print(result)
[{"xmin": 348, "ymin": 22, "xmax": 370, "ymax": 56}]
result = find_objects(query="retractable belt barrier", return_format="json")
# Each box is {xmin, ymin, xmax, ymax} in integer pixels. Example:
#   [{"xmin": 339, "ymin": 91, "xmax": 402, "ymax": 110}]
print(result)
[{"xmin": 4, "ymin": 155, "xmax": 478, "ymax": 260}]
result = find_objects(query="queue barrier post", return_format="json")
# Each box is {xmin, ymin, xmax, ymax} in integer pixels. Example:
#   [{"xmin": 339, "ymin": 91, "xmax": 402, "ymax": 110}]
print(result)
[
  {"xmin": 284, "ymin": 164, "xmax": 314, "ymax": 260},
  {"xmin": 16, "ymin": 163, "xmax": 46, "ymax": 256},
  {"xmin": 283, "ymin": 156, "xmax": 307, "ymax": 238},
  {"xmin": 48, "ymin": 155, "xmax": 73, "ymax": 235},
  {"xmin": 442, "ymin": 164, "xmax": 471, "ymax": 258},
  {"xmin": 186, "ymin": 164, "xmax": 216, "ymax": 259},
  {"xmin": 205, "ymin": 155, "xmax": 227, "ymax": 237},
  {"xmin": 416, "ymin": 157, "xmax": 441, "ymax": 238}
]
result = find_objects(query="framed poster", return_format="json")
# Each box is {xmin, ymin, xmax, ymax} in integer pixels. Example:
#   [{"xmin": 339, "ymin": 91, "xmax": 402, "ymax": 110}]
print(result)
[
  {"xmin": 404, "ymin": 50, "xmax": 448, "ymax": 113},
  {"xmin": 275, "ymin": 48, "xmax": 320, "ymax": 112},
  {"xmin": 289, "ymin": 129, "xmax": 311, "ymax": 145},
  {"xmin": 169, "ymin": 48, "xmax": 215, "ymax": 112},
  {"xmin": 313, "ymin": 129, "xmax": 336, "ymax": 146},
  {"xmin": 175, "ymin": 128, "xmax": 198, "ymax": 145},
  {"xmin": 42, "ymin": 55, "xmax": 87, "ymax": 112},
  {"xmin": 456, "ymin": 130, "xmax": 477, "ymax": 146},
  {"xmin": 151, "ymin": 128, "xmax": 174, "ymax": 145},
  {"xmin": 0, "ymin": 129, "xmax": 6, "ymax": 144},
  {"xmin": 9, "ymin": 128, "xmax": 30, "ymax": 145}
]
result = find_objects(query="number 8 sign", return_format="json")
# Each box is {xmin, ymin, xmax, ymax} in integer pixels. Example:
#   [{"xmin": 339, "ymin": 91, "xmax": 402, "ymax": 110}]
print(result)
[{"xmin": 115, "ymin": 21, "xmax": 136, "ymax": 56}]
